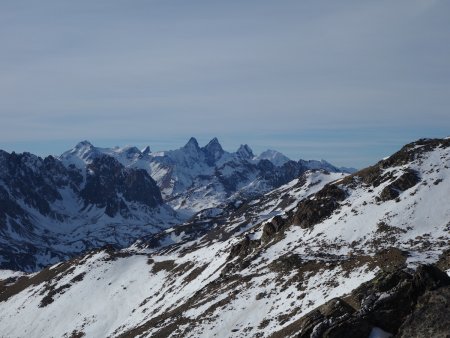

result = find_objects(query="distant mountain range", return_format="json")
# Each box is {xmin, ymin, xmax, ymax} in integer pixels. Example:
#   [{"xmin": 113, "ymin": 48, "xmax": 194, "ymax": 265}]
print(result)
[
  {"xmin": 0, "ymin": 137, "xmax": 354, "ymax": 271},
  {"xmin": 60, "ymin": 137, "xmax": 356, "ymax": 213}
]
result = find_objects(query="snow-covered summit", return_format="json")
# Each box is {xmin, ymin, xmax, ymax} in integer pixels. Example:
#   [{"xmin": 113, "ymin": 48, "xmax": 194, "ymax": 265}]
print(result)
[{"xmin": 256, "ymin": 149, "xmax": 291, "ymax": 166}]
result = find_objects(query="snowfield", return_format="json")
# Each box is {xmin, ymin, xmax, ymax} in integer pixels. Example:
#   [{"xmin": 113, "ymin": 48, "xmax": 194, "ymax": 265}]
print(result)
[{"xmin": 0, "ymin": 138, "xmax": 449, "ymax": 337}]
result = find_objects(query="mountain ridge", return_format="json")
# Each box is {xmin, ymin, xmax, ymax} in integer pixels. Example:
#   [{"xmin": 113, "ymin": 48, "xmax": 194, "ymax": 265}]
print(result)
[
  {"xmin": 0, "ymin": 138, "xmax": 353, "ymax": 271},
  {"xmin": 0, "ymin": 137, "xmax": 449, "ymax": 337},
  {"xmin": 60, "ymin": 137, "xmax": 356, "ymax": 214}
]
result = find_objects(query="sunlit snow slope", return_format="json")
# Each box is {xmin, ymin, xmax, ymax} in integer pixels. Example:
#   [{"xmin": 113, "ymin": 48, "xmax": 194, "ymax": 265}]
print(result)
[{"xmin": 0, "ymin": 138, "xmax": 449, "ymax": 338}]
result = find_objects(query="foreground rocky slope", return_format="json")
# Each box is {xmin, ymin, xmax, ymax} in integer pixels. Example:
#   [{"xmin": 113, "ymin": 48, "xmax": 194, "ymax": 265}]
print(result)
[
  {"xmin": 0, "ymin": 137, "xmax": 449, "ymax": 337},
  {"xmin": 272, "ymin": 263, "xmax": 450, "ymax": 337}
]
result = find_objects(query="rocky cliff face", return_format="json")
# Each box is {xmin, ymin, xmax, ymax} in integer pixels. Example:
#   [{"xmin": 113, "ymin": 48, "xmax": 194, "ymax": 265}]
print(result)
[
  {"xmin": 0, "ymin": 137, "xmax": 448, "ymax": 337},
  {"xmin": 0, "ymin": 150, "xmax": 177, "ymax": 272},
  {"xmin": 81, "ymin": 156, "xmax": 162, "ymax": 217}
]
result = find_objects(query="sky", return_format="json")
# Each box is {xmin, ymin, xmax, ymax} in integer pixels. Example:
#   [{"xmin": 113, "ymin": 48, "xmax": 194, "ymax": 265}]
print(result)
[{"xmin": 0, "ymin": 0, "xmax": 449, "ymax": 168}]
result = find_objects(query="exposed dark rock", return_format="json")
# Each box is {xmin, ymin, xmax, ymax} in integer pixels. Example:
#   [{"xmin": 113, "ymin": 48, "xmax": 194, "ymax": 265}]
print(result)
[
  {"xmin": 381, "ymin": 138, "xmax": 450, "ymax": 169},
  {"xmin": 342, "ymin": 138, "xmax": 450, "ymax": 190},
  {"xmin": 261, "ymin": 216, "xmax": 286, "ymax": 243},
  {"xmin": 373, "ymin": 247, "xmax": 408, "ymax": 271},
  {"xmin": 412, "ymin": 264, "xmax": 450, "ymax": 292},
  {"xmin": 379, "ymin": 169, "xmax": 420, "ymax": 201},
  {"xmin": 270, "ymin": 298, "xmax": 371, "ymax": 338},
  {"xmin": 271, "ymin": 264, "xmax": 450, "ymax": 338},
  {"xmin": 397, "ymin": 286, "xmax": 450, "ymax": 338},
  {"xmin": 436, "ymin": 249, "xmax": 450, "ymax": 272},
  {"xmin": 292, "ymin": 184, "xmax": 346, "ymax": 228},
  {"xmin": 341, "ymin": 165, "xmax": 383, "ymax": 188},
  {"xmin": 236, "ymin": 144, "xmax": 254, "ymax": 160},
  {"xmin": 269, "ymin": 254, "xmax": 303, "ymax": 273},
  {"xmin": 81, "ymin": 155, "xmax": 162, "ymax": 217},
  {"xmin": 227, "ymin": 235, "xmax": 260, "ymax": 260}
]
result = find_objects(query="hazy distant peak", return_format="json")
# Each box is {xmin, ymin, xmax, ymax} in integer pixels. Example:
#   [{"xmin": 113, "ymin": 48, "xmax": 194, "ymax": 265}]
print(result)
[
  {"xmin": 236, "ymin": 144, "xmax": 254, "ymax": 159},
  {"xmin": 142, "ymin": 146, "xmax": 151, "ymax": 155},
  {"xmin": 203, "ymin": 137, "xmax": 223, "ymax": 153},
  {"xmin": 183, "ymin": 137, "xmax": 200, "ymax": 150},
  {"xmin": 74, "ymin": 140, "xmax": 94, "ymax": 150},
  {"xmin": 257, "ymin": 149, "xmax": 290, "ymax": 166}
]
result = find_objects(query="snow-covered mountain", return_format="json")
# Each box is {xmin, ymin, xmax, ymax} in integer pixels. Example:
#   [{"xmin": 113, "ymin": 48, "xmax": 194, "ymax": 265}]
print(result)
[
  {"xmin": 0, "ymin": 150, "xmax": 181, "ymax": 272},
  {"xmin": 60, "ymin": 137, "xmax": 355, "ymax": 214},
  {"xmin": 255, "ymin": 149, "xmax": 291, "ymax": 166},
  {"xmin": 0, "ymin": 138, "xmax": 352, "ymax": 271},
  {"xmin": 1, "ymin": 137, "xmax": 449, "ymax": 337}
]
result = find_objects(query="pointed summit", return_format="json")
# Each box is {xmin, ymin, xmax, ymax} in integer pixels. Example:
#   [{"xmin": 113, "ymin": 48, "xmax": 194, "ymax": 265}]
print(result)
[
  {"xmin": 202, "ymin": 137, "xmax": 224, "ymax": 165},
  {"xmin": 142, "ymin": 146, "xmax": 151, "ymax": 155},
  {"xmin": 204, "ymin": 137, "xmax": 223, "ymax": 152},
  {"xmin": 59, "ymin": 140, "xmax": 100, "ymax": 168},
  {"xmin": 183, "ymin": 137, "xmax": 200, "ymax": 150},
  {"xmin": 237, "ymin": 144, "xmax": 254, "ymax": 159}
]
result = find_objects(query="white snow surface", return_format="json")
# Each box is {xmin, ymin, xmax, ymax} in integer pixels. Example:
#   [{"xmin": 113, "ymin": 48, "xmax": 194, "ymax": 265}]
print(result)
[
  {"xmin": 1, "ymin": 139, "xmax": 450, "ymax": 337},
  {"xmin": 255, "ymin": 149, "xmax": 291, "ymax": 166}
]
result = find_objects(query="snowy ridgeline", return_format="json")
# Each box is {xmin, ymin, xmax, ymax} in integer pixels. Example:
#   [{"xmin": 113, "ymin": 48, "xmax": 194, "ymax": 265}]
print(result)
[
  {"xmin": 0, "ymin": 137, "xmax": 353, "ymax": 271},
  {"xmin": 0, "ymin": 138, "xmax": 449, "ymax": 337},
  {"xmin": 60, "ymin": 137, "xmax": 355, "ymax": 213}
]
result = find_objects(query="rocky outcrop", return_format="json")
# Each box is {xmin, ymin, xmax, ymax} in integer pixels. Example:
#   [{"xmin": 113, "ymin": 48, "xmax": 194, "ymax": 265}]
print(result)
[
  {"xmin": 397, "ymin": 286, "xmax": 450, "ymax": 338},
  {"xmin": 292, "ymin": 184, "xmax": 346, "ymax": 228},
  {"xmin": 261, "ymin": 216, "xmax": 286, "ymax": 243},
  {"xmin": 379, "ymin": 169, "xmax": 420, "ymax": 201},
  {"xmin": 227, "ymin": 235, "xmax": 260, "ymax": 260},
  {"xmin": 272, "ymin": 264, "xmax": 450, "ymax": 338},
  {"xmin": 81, "ymin": 156, "xmax": 162, "ymax": 217}
]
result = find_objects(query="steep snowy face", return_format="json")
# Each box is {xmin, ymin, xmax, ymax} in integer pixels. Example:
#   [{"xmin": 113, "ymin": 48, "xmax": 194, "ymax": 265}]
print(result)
[
  {"xmin": 1, "ymin": 138, "xmax": 448, "ymax": 338},
  {"xmin": 60, "ymin": 141, "xmax": 146, "ymax": 169},
  {"xmin": 59, "ymin": 140, "xmax": 105, "ymax": 169},
  {"xmin": 0, "ymin": 150, "xmax": 179, "ymax": 272}
]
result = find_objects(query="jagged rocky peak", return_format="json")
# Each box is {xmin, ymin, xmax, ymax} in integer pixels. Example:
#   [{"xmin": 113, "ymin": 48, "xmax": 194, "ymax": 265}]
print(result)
[
  {"xmin": 142, "ymin": 145, "xmax": 151, "ymax": 155},
  {"xmin": 203, "ymin": 137, "xmax": 224, "ymax": 155},
  {"xmin": 237, "ymin": 144, "xmax": 254, "ymax": 159},
  {"xmin": 202, "ymin": 137, "xmax": 225, "ymax": 165},
  {"xmin": 183, "ymin": 137, "xmax": 200, "ymax": 151}
]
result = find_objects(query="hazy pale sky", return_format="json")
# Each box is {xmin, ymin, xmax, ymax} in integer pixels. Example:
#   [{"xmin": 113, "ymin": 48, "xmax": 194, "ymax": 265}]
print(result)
[{"xmin": 1, "ymin": 0, "xmax": 449, "ymax": 167}]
